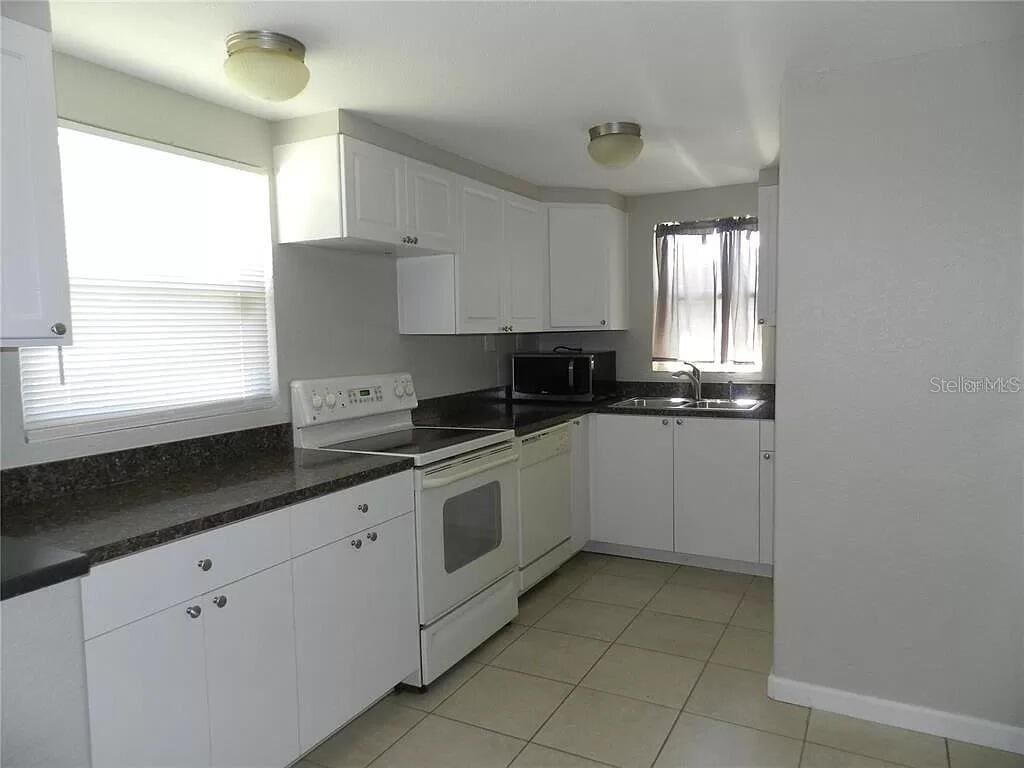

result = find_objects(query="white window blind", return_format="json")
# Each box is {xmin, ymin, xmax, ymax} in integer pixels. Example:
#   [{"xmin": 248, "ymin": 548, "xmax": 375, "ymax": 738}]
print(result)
[{"xmin": 19, "ymin": 126, "xmax": 277, "ymax": 440}]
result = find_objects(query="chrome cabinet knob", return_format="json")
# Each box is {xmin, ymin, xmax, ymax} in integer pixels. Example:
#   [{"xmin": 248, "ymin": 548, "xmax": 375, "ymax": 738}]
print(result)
[
  {"xmin": 758, "ymin": 318, "xmax": 766, "ymax": 325},
  {"xmin": 186, "ymin": 605, "xmax": 202, "ymax": 619},
  {"xmin": 357, "ymin": 503, "xmax": 368, "ymax": 513},
  {"xmin": 662, "ymin": 419, "xmax": 669, "ymax": 425},
  {"xmin": 366, "ymin": 531, "xmax": 378, "ymax": 542},
  {"xmin": 600, "ymin": 320, "xmax": 607, "ymax": 326},
  {"xmin": 50, "ymin": 322, "xmax": 67, "ymax": 336},
  {"xmin": 676, "ymin": 419, "xmax": 683, "ymax": 425},
  {"xmin": 351, "ymin": 538, "xmax": 362, "ymax": 549},
  {"xmin": 212, "ymin": 595, "xmax": 227, "ymax": 608},
  {"xmin": 197, "ymin": 558, "xmax": 213, "ymax": 572},
  {"xmin": 763, "ymin": 452, "xmax": 772, "ymax": 460}
]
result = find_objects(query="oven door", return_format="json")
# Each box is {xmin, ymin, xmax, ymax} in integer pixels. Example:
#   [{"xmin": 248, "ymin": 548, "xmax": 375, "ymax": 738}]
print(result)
[{"xmin": 415, "ymin": 443, "xmax": 519, "ymax": 625}]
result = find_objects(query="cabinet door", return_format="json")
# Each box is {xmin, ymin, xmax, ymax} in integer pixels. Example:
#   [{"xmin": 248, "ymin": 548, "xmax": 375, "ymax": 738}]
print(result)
[
  {"xmin": 341, "ymin": 136, "xmax": 405, "ymax": 245},
  {"xmin": 757, "ymin": 185, "xmax": 778, "ymax": 326},
  {"xmin": 204, "ymin": 562, "xmax": 300, "ymax": 768},
  {"xmin": 85, "ymin": 602, "xmax": 210, "ymax": 768},
  {"xmin": 570, "ymin": 416, "xmax": 591, "ymax": 552},
  {"xmin": 504, "ymin": 195, "xmax": 545, "ymax": 332},
  {"xmin": 292, "ymin": 534, "xmax": 364, "ymax": 750},
  {"xmin": 674, "ymin": 419, "xmax": 759, "ymax": 562},
  {"xmin": 351, "ymin": 513, "xmax": 420, "ymax": 705},
  {"xmin": 1, "ymin": 19, "xmax": 71, "ymax": 346},
  {"xmin": 590, "ymin": 415, "xmax": 674, "ymax": 549},
  {"xmin": 548, "ymin": 206, "xmax": 610, "ymax": 329},
  {"xmin": 456, "ymin": 181, "xmax": 505, "ymax": 333},
  {"xmin": 406, "ymin": 158, "xmax": 458, "ymax": 252},
  {"xmin": 759, "ymin": 450, "xmax": 774, "ymax": 564},
  {"xmin": 293, "ymin": 513, "xmax": 418, "ymax": 750}
]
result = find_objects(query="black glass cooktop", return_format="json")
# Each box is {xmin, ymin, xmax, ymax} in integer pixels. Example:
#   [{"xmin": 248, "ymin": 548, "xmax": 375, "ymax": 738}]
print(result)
[{"xmin": 322, "ymin": 427, "xmax": 501, "ymax": 456}]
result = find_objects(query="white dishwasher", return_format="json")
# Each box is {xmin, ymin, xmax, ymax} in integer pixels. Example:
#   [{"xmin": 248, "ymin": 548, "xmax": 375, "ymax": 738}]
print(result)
[{"xmin": 517, "ymin": 423, "xmax": 573, "ymax": 592}]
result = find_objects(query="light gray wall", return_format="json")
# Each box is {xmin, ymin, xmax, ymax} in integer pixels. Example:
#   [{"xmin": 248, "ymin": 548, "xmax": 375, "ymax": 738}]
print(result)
[
  {"xmin": 1, "ymin": 1, "xmax": 51, "ymax": 31},
  {"xmin": 0, "ymin": 56, "xmax": 509, "ymax": 468},
  {"xmin": 774, "ymin": 36, "xmax": 1023, "ymax": 733},
  {"xmin": 529, "ymin": 182, "xmax": 764, "ymax": 382}
]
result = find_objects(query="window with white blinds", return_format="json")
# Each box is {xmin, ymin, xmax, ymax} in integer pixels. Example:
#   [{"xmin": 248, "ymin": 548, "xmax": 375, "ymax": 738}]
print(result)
[{"xmin": 19, "ymin": 126, "xmax": 277, "ymax": 440}]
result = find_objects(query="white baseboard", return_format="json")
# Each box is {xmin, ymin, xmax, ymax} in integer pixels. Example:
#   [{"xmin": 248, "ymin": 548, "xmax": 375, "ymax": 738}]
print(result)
[
  {"xmin": 768, "ymin": 674, "xmax": 1024, "ymax": 756},
  {"xmin": 585, "ymin": 541, "xmax": 773, "ymax": 577}
]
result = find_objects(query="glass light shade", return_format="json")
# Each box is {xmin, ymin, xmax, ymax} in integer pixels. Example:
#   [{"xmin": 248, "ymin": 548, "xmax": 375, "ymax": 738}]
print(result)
[
  {"xmin": 224, "ymin": 48, "xmax": 309, "ymax": 102},
  {"xmin": 587, "ymin": 133, "xmax": 643, "ymax": 168}
]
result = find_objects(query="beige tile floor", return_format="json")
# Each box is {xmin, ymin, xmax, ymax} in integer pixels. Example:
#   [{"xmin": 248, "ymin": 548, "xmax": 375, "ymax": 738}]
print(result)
[{"xmin": 299, "ymin": 553, "xmax": 1024, "ymax": 768}]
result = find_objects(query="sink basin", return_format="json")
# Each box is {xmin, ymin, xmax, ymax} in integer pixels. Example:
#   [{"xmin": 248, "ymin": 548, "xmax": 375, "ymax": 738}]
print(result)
[
  {"xmin": 682, "ymin": 398, "xmax": 765, "ymax": 412},
  {"xmin": 610, "ymin": 397, "xmax": 694, "ymax": 410}
]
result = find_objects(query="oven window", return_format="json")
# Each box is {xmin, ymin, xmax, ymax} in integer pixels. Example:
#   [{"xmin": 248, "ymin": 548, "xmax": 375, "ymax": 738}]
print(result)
[{"xmin": 443, "ymin": 481, "xmax": 503, "ymax": 573}]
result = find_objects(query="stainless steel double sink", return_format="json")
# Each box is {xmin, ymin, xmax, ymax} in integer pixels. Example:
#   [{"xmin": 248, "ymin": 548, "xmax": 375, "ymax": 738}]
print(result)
[{"xmin": 610, "ymin": 396, "xmax": 765, "ymax": 413}]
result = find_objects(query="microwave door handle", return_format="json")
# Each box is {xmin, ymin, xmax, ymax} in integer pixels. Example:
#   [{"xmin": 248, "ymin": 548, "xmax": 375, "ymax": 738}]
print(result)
[
  {"xmin": 421, "ymin": 452, "xmax": 519, "ymax": 489},
  {"xmin": 567, "ymin": 359, "xmax": 575, "ymax": 389}
]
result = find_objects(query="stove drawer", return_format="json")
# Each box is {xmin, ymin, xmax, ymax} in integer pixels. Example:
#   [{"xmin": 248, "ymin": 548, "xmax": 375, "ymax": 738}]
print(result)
[{"xmin": 290, "ymin": 471, "xmax": 414, "ymax": 557}]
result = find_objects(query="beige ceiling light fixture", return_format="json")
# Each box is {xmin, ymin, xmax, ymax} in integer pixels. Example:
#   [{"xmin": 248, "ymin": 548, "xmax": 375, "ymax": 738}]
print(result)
[
  {"xmin": 587, "ymin": 122, "xmax": 643, "ymax": 168},
  {"xmin": 224, "ymin": 31, "xmax": 309, "ymax": 102}
]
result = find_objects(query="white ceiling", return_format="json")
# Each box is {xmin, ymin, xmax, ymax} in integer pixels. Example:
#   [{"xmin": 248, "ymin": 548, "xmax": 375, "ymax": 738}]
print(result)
[{"xmin": 51, "ymin": 2, "xmax": 1023, "ymax": 196}]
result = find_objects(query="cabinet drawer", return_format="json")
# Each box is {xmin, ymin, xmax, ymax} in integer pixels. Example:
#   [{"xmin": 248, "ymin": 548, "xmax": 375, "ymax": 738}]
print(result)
[
  {"xmin": 290, "ymin": 472, "xmax": 414, "ymax": 557},
  {"xmin": 82, "ymin": 509, "xmax": 290, "ymax": 639}
]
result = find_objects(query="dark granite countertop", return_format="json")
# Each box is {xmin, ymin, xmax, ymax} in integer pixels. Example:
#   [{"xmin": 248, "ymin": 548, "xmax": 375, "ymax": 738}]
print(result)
[
  {"xmin": 414, "ymin": 385, "xmax": 773, "ymax": 436},
  {"xmin": 2, "ymin": 448, "xmax": 412, "ymax": 566},
  {"xmin": 1, "ymin": 536, "xmax": 90, "ymax": 600}
]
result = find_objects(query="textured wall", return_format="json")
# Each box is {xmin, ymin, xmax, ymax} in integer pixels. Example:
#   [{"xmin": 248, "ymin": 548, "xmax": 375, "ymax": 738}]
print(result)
[{"xmin": 774, "ymin": 37, "xmax": 1024, "ymax": 736}]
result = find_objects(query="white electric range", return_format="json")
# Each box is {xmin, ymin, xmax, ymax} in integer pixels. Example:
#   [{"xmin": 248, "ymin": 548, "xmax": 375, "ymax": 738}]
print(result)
[{"xmin": 291, "ymin": 373, "xmax": 520, "ymax": 686}]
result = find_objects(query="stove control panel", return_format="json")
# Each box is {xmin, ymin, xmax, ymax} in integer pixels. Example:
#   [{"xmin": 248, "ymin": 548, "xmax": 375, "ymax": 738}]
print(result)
[{"xmin": 291, "ymin": 373, "xmax": 418, "ymax": 426}]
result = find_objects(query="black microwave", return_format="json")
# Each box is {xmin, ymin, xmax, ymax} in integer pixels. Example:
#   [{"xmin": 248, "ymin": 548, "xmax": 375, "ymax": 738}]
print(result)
[{"xmin": 511, "ymin": 352, "xmax": 616, "ymax": 402}]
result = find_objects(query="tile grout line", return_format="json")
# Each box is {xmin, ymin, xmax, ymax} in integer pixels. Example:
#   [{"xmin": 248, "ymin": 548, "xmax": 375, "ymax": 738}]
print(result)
[
  {"xmin": 371, "ymin": 557, "xmax": 783, "ymax": 768},
  {"xmin": 650, "ymin": 586, "xmax": 742, "ymax": 768},
  {"xmin": 524, "ymin": 561, "xmax": 682, "ymax": 766}
]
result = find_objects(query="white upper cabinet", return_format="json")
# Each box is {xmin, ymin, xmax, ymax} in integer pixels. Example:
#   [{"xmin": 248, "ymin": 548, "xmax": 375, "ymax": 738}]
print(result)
[
  {"xmin": 504, "ymin": 194, "xmax": 546, "ymax": 332},
  {"xmin": 398, "ymin": 182, "xmax": 548, "ymax": 335},
  {"xmin": 274, "ymin": 135, "xmax": 457, "ymax": 253},
  {"xmin": 757, "ymin": 184, "xmax": 778, "ymax": 326},
  {"xmin": 456, "ymin": 180, "xmax": 506, "ymax": 333},
  {"xmin": 406, "ymin": 157, "xmax": 458, "ymax": 252},
  {"xmin": 1, "ymin": 19, "xmax": 72, "ymax": 346},
  {"xmin": 548, "ymin": 204, "xmax": 628, "ymax": 331},
  {"xmin": 343, "ymin": 137, "xmax": 405, "ymax": 245}
]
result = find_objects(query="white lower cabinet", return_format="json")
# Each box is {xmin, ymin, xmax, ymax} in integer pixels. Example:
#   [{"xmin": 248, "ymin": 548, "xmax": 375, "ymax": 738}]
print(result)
[
  {"xmin": 570, "ymin": 416, "xmax": 591, "ymax": 552},
  {"xmin": 86, "ymin": 563, "xmax": 299, "ymax": 768},
  {"xmin": 84, "ymin": 473, "xmax": 418, "ymax": 768},
  {"xmin": 759, "ymin": 450, "xmax": 775, "ymax": 564},
  {"xmin": 86, "ymin": 600, "xmax": 210, "ymax": 768},
  {"xmin": 292, "ymin": 512, "xmax": 418, "ymax": 751},
  {"xmin": 674, "ymin": 418, "xmax": 759, "ymax": 562},
  {"xmin": 591, "ymin": 415, "xmax": 674, "ymax": 550},
  {"xmin": 590, "ymin": 415, "xmax": 772, "ymax": 567},
  {"xmin": 204, "ymin": 563, "xmax": 299, "ymax": 768}
]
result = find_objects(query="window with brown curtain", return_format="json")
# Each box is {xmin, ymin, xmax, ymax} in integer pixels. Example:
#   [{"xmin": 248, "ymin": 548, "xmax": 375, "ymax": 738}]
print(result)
[{"xmin": 652, "ymin": 217, "xmax": 761, "ymax": 372}]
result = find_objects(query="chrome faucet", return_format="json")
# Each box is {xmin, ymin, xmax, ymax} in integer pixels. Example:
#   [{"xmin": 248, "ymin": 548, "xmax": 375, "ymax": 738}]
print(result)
[{"xmin": 672, "ymin": 362, "xmax": 702, "ymax": 401}]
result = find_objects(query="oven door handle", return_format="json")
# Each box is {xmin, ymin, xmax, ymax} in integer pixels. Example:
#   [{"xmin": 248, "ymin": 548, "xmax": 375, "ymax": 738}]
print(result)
[{"xmin": 421, "ymin": 452, "xmax": 519, "ymax": 489}]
